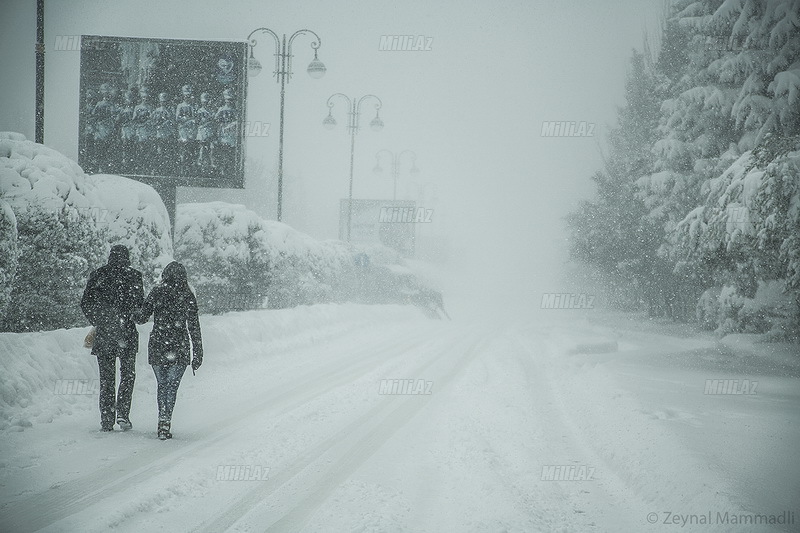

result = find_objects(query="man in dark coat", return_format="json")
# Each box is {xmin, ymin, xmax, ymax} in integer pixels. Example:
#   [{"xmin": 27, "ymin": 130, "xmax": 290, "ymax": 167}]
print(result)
[{"xmin": 81, "ymin": 245, "xmax": 144, "ymax": 431}]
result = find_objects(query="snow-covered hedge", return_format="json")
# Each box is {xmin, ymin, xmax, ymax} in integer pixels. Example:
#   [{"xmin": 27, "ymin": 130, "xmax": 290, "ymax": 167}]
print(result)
[
  {"xmin": 0, "ymin": 133, "xmax": 433, "ymax": 330},
  {"xmin": 0, "ymin": 133, "xmax": 171, "ymax": 332},
  {"xmin": 175, "ymin": 202, "xmax": 419, "ymax": 314},
  {"xmin": 175, "ymin": 202, "xmax": 271, "ymax": 313},
  {"xmin": 0, "ymin": 199, "xmax": 17, "ymax": 319},
  {"xmin": 91, "ymin": 174, "xmax": 173, "ymax": 287}
]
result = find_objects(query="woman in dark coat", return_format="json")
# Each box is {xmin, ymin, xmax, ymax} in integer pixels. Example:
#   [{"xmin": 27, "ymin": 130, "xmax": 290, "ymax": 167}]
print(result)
[{"xmin": 137, "ymin": 261, "xmax": 203, "ymax": 440}]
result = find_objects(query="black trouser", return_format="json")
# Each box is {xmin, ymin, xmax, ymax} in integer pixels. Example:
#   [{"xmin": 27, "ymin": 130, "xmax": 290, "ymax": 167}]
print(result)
[{"xmin": 96, "ymin": 347, "xmax": 136, "ymax": 427}]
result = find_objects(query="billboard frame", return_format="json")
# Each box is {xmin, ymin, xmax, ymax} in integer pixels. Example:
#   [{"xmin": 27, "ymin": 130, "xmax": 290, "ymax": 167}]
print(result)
[{"xmin": 77, "ymin": 34, "xmax": 248, "ymax": 189}]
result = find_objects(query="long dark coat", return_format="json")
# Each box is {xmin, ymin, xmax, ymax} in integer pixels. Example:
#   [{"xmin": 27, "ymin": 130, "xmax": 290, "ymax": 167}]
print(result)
[
  {"xmin": 137, "ymin": 262, "xmax": 202, "ymax": 366},
  {"xmin": 81, "ymin": 246, "xmax": 144, "ymax": 356}
]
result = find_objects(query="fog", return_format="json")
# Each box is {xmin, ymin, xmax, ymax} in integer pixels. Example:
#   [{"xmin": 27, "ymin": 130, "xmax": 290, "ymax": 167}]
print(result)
[{"xmin": 0, "ymin": 0, "xmax": 663, "ymax": 313}]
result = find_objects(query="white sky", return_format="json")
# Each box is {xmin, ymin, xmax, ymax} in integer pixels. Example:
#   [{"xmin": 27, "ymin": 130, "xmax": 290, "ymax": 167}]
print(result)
[{"xmin": 1, "ymin": 0, "xmax": 664, "ymax": 303}]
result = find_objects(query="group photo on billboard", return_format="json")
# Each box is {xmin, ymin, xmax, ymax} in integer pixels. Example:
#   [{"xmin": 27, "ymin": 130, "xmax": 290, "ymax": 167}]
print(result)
[{"xmin": 78, "ymin": 35, "xmax": 248, "ymax": 188}]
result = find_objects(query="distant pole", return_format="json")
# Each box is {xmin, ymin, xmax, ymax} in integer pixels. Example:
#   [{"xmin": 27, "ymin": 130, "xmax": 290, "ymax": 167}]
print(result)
[
  {"xmin": 35, "ymin": 0, "xmax": 44, "ymax": 144},
  {"xmin": 323, "ymin": 94, "xmax": 384, "ymax": 241},
  {"xmin": 374, "ymin": 149, "xmax": 418, "ymax": 201}
]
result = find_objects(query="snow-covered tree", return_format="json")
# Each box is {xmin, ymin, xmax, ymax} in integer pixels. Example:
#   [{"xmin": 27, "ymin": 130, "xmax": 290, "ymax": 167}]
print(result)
[{"xmin": 571, "ymin": 0, "xmax": 799, "ymax": 334}]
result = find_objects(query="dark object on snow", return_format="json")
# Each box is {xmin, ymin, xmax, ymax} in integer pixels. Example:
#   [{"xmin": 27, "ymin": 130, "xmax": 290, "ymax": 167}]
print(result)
[
  {"xmin": 567, "ymin": 339, "xmax": 619, "ymax": 355},
  {"xmin": 83, "ymin": 326, "xmax": 96, "ymax": 348},
  {"xmin": 137, "ymin": 261, "xmax": 203, "ymax": 435},
  {"xmin": 409, "ymin": 286, "xmax": 450, "ymax": 320},
  {"xmin": 81, "ymin": 244, "xmax": 144, "ymax": 430}
]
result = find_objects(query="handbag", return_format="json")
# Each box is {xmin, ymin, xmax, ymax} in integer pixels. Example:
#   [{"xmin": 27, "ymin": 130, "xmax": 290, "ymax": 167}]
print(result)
[{"xmin": 84, "ymin": 327, "xmax": 96, "ymax": 349}]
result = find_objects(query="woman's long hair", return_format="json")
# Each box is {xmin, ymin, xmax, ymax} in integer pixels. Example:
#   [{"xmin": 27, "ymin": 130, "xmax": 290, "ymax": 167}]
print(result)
[{"xmin": 159, "ymin": 261, "xmax": 193, "ymax": 310}]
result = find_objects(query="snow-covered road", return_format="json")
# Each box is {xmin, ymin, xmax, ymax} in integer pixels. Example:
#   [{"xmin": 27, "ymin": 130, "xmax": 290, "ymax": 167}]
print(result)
[{"xmin": 0, "ymin": 304, "xmax": 797, "ymax": 532}]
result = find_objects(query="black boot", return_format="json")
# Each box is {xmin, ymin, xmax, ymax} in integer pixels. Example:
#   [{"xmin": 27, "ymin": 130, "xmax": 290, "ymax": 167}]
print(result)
[
  {"xmin": 117, "ymin": 416, "xmax": 132, "ymax": 431},
  {"xmin": 157, "ymin": 420, "xmax": 172, "ymax": 440}
]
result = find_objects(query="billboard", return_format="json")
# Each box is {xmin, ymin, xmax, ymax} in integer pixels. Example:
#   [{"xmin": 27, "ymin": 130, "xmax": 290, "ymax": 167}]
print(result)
[
  {"xmin": 340, "ymin": 199, "xmax": 416, "ymax": 256},
  {"xmin": 78, "ymin": 35, "xmax": 247, "ymax": 188}
]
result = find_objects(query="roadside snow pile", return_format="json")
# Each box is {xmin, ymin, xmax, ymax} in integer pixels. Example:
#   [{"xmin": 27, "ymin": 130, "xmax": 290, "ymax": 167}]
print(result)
[
  {"xmin": 0, "ymin": 303, "xmax": 422, "ymax": 432},
  {"xmin": 0, "ymin": 132, "xmax": 171, "ymax": 332},
  {"xmin": 176, "ymin": 202, "xmax": 433, "ymax": 312}
]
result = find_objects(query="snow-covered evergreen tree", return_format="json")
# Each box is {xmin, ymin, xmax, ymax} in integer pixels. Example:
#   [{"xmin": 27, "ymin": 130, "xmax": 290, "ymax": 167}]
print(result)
[{"xmin": 571, "ymin": 0, "xmax": 799, "ymax": 334}]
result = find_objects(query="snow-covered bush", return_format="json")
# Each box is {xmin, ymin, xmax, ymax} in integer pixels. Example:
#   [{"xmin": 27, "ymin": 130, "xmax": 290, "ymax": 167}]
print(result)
[
  {"xmin": 2, "ymin": 204, "xmax": 107, "ymax": 331},
  {"xmin": 175, "ymin": 202, "xmax": 272, "ymax": 313},
  {"xmin": 0, "ymin": 133, "xmax": 172, "ymax": 331},
  {"xmin": 0, "ymin": 199, "xmax": 18, "ymax": 319},
  {"xmin": 0, "ymin": 134, "xmax": 108, "ymax": 331},
  {"xmin": 716, "ymin": 285, "xmax": 744, "ymax": 335},
  {"xmin": 175, "ymin": 202, "xmax": 428, "ymax": 314},
  {"xmin": 695, "ymin": 286, "xmax": 721, "ymax": 330},
  {"xmin": 176, "ymin": 202, "xmax": 358, "ymax": 312},
  {"xmin": 695, "ymin": 281, "xmax": 797, "ymax": 337},
  {"xmin": 92, "ymin": 174, "xmax": 172, "ymax": 288}
]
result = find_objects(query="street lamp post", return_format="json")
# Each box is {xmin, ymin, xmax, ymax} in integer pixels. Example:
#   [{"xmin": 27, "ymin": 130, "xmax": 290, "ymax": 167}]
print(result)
[
  {"xmin": 323, "ymin": 94, "xmax": 384, "ymax": 241},
  {"xmin": 247, "ymin": 27, "xmax": 326, "ymax": 222},
  {"xmin": 373, "ymin": 149, "xmax": 419, "ymax": 201}
]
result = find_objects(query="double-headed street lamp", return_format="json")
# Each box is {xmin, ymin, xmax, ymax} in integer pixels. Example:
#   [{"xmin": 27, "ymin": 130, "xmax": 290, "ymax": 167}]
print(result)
[
  {"xmin": 373, "ymin": 149, "xmax": 419, "ymax": 201},
  {"xmin": 247, "ymin": 27, "xmax": 326, "ymax": 222},
  {"xmin": 323, "ymin": 94, "xmax": 383, "ymax": 241}
]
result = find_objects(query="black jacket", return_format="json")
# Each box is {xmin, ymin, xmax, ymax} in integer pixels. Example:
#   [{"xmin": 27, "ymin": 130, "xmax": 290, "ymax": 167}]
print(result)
[
  {"xmin": 137, "ymin": 262, "xmax": 202, "ymax": 366},
  {"xmin": 81, "ymin": 246, "xmax": 144, "ymax": 356}
]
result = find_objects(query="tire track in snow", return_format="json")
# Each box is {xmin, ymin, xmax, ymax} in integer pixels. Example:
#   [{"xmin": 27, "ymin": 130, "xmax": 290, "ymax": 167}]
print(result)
[
  {"xmin": 197, "ymin": 327, "xmax": 491, "ymax": 533},
  {"xmin": 0, "ymin": 322, "xmax": 449, "ymax": 533}
]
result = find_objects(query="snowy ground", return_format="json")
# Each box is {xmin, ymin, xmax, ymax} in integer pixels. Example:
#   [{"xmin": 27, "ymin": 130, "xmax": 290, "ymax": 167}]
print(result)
[{"xmin": 0, "ymin": 301, "xmax": 798, "ymax": 532}]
